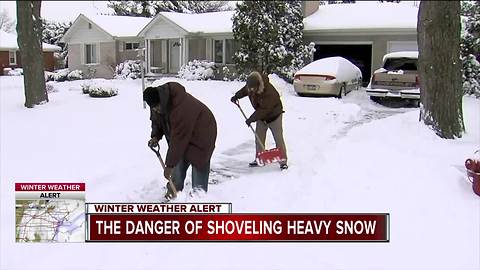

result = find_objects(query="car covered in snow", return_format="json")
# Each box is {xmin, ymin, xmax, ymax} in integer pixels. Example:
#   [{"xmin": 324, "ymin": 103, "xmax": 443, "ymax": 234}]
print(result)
[
  {"xmin": 293, "ymin": 57, "xmax": 362, "ymax": 98},
  {"xmin": 366, "ymin": 51, "xmax": 419, "ymax": 101}
]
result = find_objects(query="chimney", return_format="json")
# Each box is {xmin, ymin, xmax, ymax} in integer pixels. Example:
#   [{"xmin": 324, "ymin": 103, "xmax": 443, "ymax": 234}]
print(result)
[{"xmin": 301, "ymin": 1, "xmax": 320, "ymax": 18}]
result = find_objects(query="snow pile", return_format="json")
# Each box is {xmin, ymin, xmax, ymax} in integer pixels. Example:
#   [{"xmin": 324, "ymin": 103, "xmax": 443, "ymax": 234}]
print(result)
[
  {"xmin": 114, "ymin": 60, "xmax": 142, "ymax": 80},
  {"xmin": 5, "ymin": 68, "xmax": 23, "ymax": 76},
  {"xmin": 178, "ymin": 60, "xmax": 216, "ymax": 80}
]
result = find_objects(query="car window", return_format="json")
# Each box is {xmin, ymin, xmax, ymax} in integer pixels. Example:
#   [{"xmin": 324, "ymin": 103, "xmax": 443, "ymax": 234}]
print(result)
[{"xmin": 383, "ymin": 58, "xmax": 418, "ymax": 71}]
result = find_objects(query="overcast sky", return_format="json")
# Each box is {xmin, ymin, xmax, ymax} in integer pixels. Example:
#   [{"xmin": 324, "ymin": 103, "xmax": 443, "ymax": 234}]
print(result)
[{"xmin": 0, "ymin": 1, "xmax": 112, "ymax": 23}]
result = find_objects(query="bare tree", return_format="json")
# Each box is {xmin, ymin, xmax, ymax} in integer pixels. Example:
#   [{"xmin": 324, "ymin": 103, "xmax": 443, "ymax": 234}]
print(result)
[
  {"xmin": 0, "ymin": 8, "xmax": 16, "ymax": 33},
  {"xmin": 17, "ymin": 1, "xmax": 48, "ymax": 108},
  {"xmin": 417, "ymin": 1, "xmax": 464, "ymax": 138}
]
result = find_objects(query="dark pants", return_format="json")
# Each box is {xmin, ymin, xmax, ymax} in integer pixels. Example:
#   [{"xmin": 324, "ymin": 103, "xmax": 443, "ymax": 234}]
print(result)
[{"xmin": 168, "ymin": 158, "xmax": 210, "ymax": 192}]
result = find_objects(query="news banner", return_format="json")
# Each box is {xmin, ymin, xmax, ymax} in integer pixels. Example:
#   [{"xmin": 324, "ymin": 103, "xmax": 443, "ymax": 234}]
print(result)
[{"xmin": 15, "ymin": 182, "xmax": 390, "ymax": 243}]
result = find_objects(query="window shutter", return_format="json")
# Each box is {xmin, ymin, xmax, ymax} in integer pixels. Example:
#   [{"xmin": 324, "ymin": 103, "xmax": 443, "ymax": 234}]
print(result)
[
  {"xmin": 80, "ymin": 44, "xmax": 85, "ymax": 65},
  {"xmin": 96, "ymin": 43, "xmax": 100, "ymax": 64}
]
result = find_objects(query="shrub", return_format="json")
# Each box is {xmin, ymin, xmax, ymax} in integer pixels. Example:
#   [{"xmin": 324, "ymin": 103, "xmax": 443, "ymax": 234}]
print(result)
[
  {"xmin": 67, "ymin": 69, "xmax": 83, "ymax": 81},
  {"xmin": 88, "ymin": 84, "xmax": 118, "ymax": 98},
  {"xmin": 178, "ymin": 60, "xmax": 216, "ymax": 80},
  {"xmin": 45, "ymin": 69, "xmax": 83, "ymax": 82},
  {"xmin": 45, "ymin": 82, "xmax": 58, "ymax": 93},
  {"xmin": 114, "ymin": 60, "xmax": 142, "ymax": 79}
]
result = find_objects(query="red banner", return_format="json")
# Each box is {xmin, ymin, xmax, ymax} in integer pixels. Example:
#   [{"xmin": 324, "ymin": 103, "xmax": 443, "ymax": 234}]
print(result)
[
  {"xmin": 15, "ymin": 183, "xmax": 85, "ymax": 191},
  {"xmin": 87, "ymin": 214, "xmax": 389, "ymax": 242}
]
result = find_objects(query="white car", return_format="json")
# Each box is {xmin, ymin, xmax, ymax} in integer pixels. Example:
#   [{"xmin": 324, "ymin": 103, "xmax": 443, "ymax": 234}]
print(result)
[
  {"xmin": 367, "ymin": 51, "xmax": 419, "ymax": 101},
  {"xmin": 293, "ymin": 57, "xmax": 362, "ymax": 98}
]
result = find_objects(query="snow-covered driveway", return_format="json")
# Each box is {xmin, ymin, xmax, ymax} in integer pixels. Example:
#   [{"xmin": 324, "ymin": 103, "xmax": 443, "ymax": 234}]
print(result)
[{"xmin": 1, "ymin": 76, "xmax": 478, "ymax": 270}]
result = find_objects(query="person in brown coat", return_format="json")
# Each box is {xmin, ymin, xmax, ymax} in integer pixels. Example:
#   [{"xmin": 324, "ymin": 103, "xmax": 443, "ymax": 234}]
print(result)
[
  {"xmin": 231, "ymin": 71, "xmax": 288, "ymax": 170},
  {"xmin": 143, "ymin": 82, "xmax": 217, "ymax": 197}
]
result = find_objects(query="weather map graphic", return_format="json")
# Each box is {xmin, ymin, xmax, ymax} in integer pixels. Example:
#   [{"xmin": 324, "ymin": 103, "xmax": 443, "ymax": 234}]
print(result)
[
  {"xmin": 16, "ymin": 200, "xmax": 85, "ymax": 242},
  {"xmin": 15, "ymin": 183, "xmax": 86, "ymax": 243}
]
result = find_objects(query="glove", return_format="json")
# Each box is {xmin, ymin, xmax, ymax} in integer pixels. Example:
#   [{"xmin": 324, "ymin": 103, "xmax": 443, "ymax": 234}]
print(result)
[
  {"xmin": 148, "ymin": 137, "xmax": 159, "ymax": 148},
  {"xmin": 245, "ymin": 118, "xmax": 253, "ymax": 127},
  {"xmin": 230, "ymin": 96, "xmax": 238, "ymax": 104},
  {"xmin": 164, "ymin": 166, "xmax": 173, "ymax": 180}
]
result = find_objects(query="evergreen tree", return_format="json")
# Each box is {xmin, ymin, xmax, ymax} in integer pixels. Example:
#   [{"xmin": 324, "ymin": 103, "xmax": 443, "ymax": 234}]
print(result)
[
  {"xmin": 107, "ymin": 1, "xmax": 231, "ymax": 17},
  {"xmin": 232, "ymin": 1, "xmax": 315, "ymax": 81},
  {"xmin": 42, "ymin": 19, "xmax": 71, "ymax": 68},
  {"xmin": 461, "ymin": 1, "xmax": 480, "ymax": 97}
]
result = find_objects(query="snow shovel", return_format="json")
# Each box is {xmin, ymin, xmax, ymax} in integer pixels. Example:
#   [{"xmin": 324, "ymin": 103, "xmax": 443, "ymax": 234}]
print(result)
[
  {"xmin": 149, "ymin": 145, "xmax": 177, "ymax": 198},
  {"xmin": 234, "ymin": 102, "xmax": 284, "ymax": 165}
]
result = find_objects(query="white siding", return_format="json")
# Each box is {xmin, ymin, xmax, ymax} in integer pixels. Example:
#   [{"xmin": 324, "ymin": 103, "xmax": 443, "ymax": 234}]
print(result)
[
  {"xmin": 68, "ymin": 18, "xmax": 114, "ymax": 44},
  {"xmin": 143, "ymin": 17, "xmax": 187, "ymax": 39}
]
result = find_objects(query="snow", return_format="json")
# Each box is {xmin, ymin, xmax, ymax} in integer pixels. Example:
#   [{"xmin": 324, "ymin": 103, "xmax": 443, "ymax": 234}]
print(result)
[
  {"xmin": 0, "ymin": 75, "xmax": 479, "ymax": 270},
  {"xmin": 84, "ymin": 14, "xmax": 151, "ymax": 37},
  {"xmin": 294, "ymin": 57, "xmax": 361, "ymax": 82},
  {"xmin": 383, "ymin": 51, "xmax": 419, "ymax": 62},
  {"xmin": 304, "ymin": 3, "xmax": 418, "ymax": 32},
  {"xmin": 0, "ymin": 30, "xmax": 61, "ymax": 51},
  {"xmin": 159, "ymin": 11, "xmax": 234, "ymax": 33}
]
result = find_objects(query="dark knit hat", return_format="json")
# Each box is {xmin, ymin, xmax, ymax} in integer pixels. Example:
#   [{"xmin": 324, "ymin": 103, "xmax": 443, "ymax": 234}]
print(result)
[{"xmin": 143, "ymin": 87, "xmax": 160, "ymax": 107}]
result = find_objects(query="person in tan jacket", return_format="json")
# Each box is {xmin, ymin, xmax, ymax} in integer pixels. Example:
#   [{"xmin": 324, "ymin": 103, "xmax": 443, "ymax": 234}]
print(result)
[
  {"xmin": 231, "ymin": 71, "xmax": 288, "ymax": 170},
  {"xmin": 144, "ymin": 82, "xmax": 217, "ymax": 198}
]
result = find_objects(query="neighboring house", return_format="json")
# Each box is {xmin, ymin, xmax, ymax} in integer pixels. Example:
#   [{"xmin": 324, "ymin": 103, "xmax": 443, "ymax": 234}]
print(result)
[
  {"xmin": 0, "ymin": 30, "xmax": 61, "ymax": 75},
  {"xmin": 137, "ymin": 11, "xmax": 235, "ymax": 75},
  {"xmin": 62, "ymin": 2, "xmax": 419, "ymax": 81},
  {"xmin": 61, "ymin": 14, "xmax": 151, "ymax": 78}
]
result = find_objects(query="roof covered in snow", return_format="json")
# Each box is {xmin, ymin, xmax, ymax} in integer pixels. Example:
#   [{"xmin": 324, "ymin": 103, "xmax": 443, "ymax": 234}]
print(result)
[
  {"xmin": 86, "ymin": 14, "xmax": 151, "ymax": 37},
  {"xmin": 304, "ymin": 3, "xmax": 418, "ymax": 33},
  {"xmin": 0, "ymin": 31, "xmax": 61, "ymax": 51},
  {"xmin": 63, "ymin": 14, "xmax": 151, "ymax": 41},
  {"xmin": 140, "ymin": 11, "xmax": 234, "ymax": 35}
]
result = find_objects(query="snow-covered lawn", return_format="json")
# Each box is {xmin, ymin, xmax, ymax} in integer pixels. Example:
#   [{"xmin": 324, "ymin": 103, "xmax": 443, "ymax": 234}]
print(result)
[{"xmin": 1, "ymin": 75, "xmax": 479, "ymax": 270}]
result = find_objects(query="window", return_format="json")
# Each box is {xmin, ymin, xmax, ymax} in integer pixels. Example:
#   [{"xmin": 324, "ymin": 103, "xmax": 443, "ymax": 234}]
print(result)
[
  {"xmin": 214, "ymin": 40, "xmax": 223, "ymax": 63},
  {"xmin": 214, "ymin": 39, "xmax": 239, "ymax": 64},
  {"xmin": 125, "ymin": 42, "xmax": 140, "ymax": 50},
  {"xmin": 88, "ymin": 23, "xmax": 92, "ymax": 29},
  {"xmin": 85, "ymin": 44, "xmax": 97, "ymax": 64},
  {"xmin": 9, "ymin": 51, "xmax": 16, "ymax": 65},
  {"xmin": 225, "ymin": 39, "xmax": 239, "ymax": 64}
]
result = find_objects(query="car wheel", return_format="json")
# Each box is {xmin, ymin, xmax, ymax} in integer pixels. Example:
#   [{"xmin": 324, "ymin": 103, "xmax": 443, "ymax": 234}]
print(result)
[
  {"xmin": 337, "ymin": 85, "xmax": 346, "ymax": 99},
  {"xmin": 370, "ymin": 96, "xmax": 381, "ymax": 103},
  {"xmin": 297, "ymin": 92, "xmax": 305, "ymax": 97}
]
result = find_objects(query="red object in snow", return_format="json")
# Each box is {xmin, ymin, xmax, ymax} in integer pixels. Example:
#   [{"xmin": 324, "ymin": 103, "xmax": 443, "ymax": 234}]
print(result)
[
  {"xmin": 465, "ymin": 158, "xmax": 480, "ymax": 197},
  {"xmin": 256, "ymin": 148, "xmax": 285, "ymax": 165}
]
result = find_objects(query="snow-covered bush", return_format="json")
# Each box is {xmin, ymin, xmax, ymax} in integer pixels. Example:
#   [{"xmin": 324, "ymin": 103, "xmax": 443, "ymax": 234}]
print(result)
[
  {"xmin": 461, "ymin": 1, "xmax": 480, "ymax": 97},
  {"xmin": 221, "ymin": 66, "xmax": 247, "ymax": 81},
  {"xmin": 6, "ymin": 68, "xmax": 23, "ymax": 76},
  {"xmin": 114, "ymin": 60, "xmax": 142, "ymax": 79},
  {"xmin": 178, "ymin": 60, "xmax": 216, "ymax": 80},
  {"xmin": 67, "ymin": 70, "xmax": 83, "ymax": 81},
  {"xmin": 45, "ymin": 82, "xmax": 58, "ymax": 93},
  {"xmin": 45, "ymin": 69, "xmax": 83, "ymax": 82},
  {"xmin": 86, "ymin": 83, "xmax": 119, "ymax": 98}
]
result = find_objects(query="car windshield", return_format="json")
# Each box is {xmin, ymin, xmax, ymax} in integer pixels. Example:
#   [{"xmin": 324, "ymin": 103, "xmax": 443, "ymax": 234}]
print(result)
[{"xmin": 383, "ymin": 58, "xmax": 418, "ymax": 71}]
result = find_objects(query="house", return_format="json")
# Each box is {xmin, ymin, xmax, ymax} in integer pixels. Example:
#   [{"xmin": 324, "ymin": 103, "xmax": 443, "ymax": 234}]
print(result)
[
  {"xmin": 0, "ymin": 30, "xmax": 61, "ymax": 75},
  {"xmin": 61, "ymin": 14, "xmax": 151, "ymax": 78},
  {"xmin": 62, "ymin": 2, "xmax": 419, "ymax": 81}
]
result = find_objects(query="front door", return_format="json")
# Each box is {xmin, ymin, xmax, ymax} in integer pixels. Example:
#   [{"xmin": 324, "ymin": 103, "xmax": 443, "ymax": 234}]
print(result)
[{"xmin": 168, "ymin": 39, "xmax": 180, "ymax": 73}]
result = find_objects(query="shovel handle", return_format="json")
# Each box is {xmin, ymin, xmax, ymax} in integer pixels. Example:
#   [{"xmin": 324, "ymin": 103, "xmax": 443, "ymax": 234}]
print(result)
[
  {"xmin": 235, "ymin": 102, "xmax": 266, "ymax": 151},
  {"xmin": 149, "ymin": 145, "xmax": 178, "ymax": 196}
]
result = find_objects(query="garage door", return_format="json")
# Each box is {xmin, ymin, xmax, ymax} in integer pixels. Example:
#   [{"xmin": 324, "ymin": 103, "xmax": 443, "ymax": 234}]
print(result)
[
  {"xmin": 387, "ymin": 41, "xmax": 418, "ymax": 53},
  {"xmin": 314, "ymin": 44, "xmax": 372, "ymax": 86}
]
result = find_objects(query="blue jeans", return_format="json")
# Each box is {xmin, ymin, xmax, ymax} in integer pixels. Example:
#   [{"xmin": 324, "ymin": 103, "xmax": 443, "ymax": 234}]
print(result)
[{"xmin": 169, "ymin": 158, "xmax": 210, "ymax": 192}]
